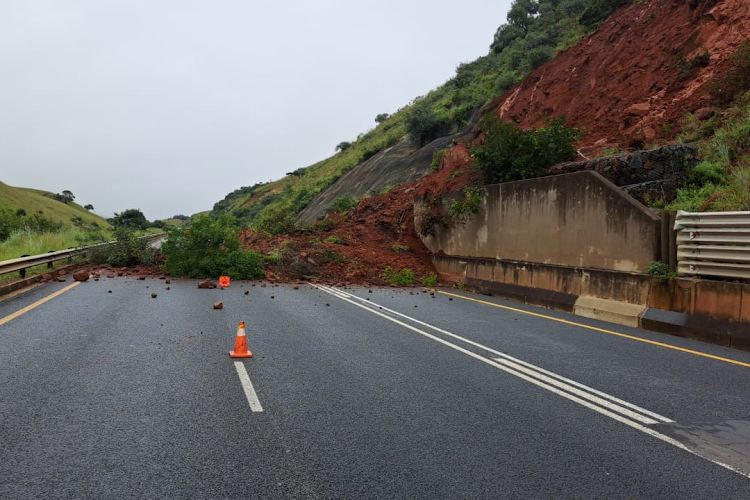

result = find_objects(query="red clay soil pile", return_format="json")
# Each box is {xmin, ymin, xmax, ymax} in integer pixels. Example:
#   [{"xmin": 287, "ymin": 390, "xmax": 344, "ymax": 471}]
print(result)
[
  {"xmin": 239, "ymin": 146, "xmax": 480, "ymax": 285},
  {"xmin": 484, "ymin": 0, "xmax": 750, "ymax": 155}
]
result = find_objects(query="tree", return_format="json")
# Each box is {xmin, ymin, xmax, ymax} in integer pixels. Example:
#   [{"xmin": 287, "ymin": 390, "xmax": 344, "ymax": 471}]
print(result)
[
  {"xmin": 15, "ymin": 208, "xmax": 26, "ymax": 217},
  {"xmin": 54, "ymin": 190, "xmax": 75, "ymax": 204},
  {"xmin": 335, "ymin": 141, "xmax": 352, "ymax": 152},
  {"xmin": 84, "ymin": 204, "xmax": 94, "ymax": 211},
  {"xmin": 110, "ymin": 208, "xmax": 149, "ymax": 229},
  {"xmin": 375, "ymin": 113, "xmax": 389, "ymax": 124}
]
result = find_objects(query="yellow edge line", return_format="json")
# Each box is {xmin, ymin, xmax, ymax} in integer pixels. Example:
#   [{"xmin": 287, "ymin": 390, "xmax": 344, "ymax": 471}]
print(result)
[
  {"xmin": 436, "ymin": 289, "xmax": 750, "ymax": 369},
  {"xmin": 0, "ymin": 282, "xmax": 81, "ymax": 327}
]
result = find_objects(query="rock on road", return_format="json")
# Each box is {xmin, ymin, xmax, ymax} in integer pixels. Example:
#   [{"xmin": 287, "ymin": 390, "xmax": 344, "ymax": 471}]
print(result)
[{"xmin": 2, "ymin": 276, "xmax": 750, "ymax": 499}]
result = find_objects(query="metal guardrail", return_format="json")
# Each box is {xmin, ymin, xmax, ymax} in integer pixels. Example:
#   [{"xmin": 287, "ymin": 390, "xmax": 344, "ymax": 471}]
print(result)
[
  {"xmin": 674, "ymin": 211, "xmax": 750, "ymax": 279},
  {"xmin": 0, "ymin": 234, "xmax": 165, "ymax": 278}
]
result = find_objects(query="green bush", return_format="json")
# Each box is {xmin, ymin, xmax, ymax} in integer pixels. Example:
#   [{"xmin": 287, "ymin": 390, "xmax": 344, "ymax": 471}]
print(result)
[
  {"xmin": 471, "ymin": 115, "xmax": 581, "ymax": 183},
  {"xmin": 380, "ymin": 267, "xmax": 416, "ymax": 286},
  {"xmin": 253, "ymin": 209, "xmax": 297, "ymax": 235},
  {"xmin": 161, "ymin": 215, "xmax": 264, "ymax": 279},
  {"xmin": 448, "ymin": 187, "xmax": 484, "ymax": 224},
  {"xmin": 646, "ymin": 261, "xmax": 676, "ymax": 281},
  {"xmin": 90, "ymin": 227, "xmax": 157, "ymax": 267},
  {"xmin": 579, "ymin": 0, "xmax": 628, "ymax": 28},
  {"xmin": 405, "ymin": 99, "xmax": 450, "ymax": 146},
  {"xmin": 421, "ymin": 272, "xmax": 438, "ymax": 287},
  {"xmin": 329, "ymin": 195, "xmax": 358, "ymax": 214},
  {"xmin": 431, "ymin": 148, "xmax": 449, "ymax": 171},
  {"xmin": 325, "ymin": 235, "xmax": 343, "ymax": 244}
]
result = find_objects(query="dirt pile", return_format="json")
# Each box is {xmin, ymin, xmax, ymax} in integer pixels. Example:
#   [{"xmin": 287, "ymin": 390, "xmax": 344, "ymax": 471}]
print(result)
[
  {"xmin": 485, "ymin": 0, "xmax": 750, "ymax": 155},
  {"xmin": 239, "ymin": 146, "xmax": 479, "ymax": 285}
]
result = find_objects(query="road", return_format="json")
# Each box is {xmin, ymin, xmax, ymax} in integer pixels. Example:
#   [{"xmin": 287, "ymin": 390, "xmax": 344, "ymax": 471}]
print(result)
[{"xmin": 2, "ymin": 276, "xmax": 750, "ymax": 499}]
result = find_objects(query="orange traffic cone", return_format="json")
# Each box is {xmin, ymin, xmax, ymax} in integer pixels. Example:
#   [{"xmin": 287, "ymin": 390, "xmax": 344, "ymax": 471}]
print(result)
[{"xmin": 229, "ymin": 321, "xmax": 253, "ymax": 358}]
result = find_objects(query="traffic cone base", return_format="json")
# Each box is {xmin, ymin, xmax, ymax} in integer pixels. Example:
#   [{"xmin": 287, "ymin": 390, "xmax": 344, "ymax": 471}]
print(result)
[{"xmin": 230, "ymin": 321, "xmax": 253, "ymax": 358}]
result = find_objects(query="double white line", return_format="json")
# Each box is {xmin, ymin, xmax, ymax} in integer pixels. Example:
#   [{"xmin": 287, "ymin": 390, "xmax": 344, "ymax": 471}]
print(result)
[{"xmin": 316, "ymin": 285, "xmax": 750, "ymax": 478}]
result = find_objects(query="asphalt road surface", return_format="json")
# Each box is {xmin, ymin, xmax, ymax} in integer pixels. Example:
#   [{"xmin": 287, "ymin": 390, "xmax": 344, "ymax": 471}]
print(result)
[{"xmin": 2, "ymin": 276, "xmax": 750, "ymax": 499}]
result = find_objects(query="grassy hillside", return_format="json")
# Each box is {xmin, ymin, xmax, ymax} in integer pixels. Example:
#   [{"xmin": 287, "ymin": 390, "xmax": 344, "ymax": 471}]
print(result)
[
  {"xmin": 211, "ymin": 0, "xmax": 604, "ymax": 232},
  {"xmin": 0, "ymin": 181, "xmax": 110, "ymax": 230}
]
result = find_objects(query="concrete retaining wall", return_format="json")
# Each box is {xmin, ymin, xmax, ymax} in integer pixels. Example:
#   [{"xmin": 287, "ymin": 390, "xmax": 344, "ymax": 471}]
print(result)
[{"xmin": 420, "ymin": 171, "xmax": 661, "ymax": 273}]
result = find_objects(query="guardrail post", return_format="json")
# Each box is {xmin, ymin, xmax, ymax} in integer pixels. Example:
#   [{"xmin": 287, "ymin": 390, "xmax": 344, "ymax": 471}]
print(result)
[{"xmin": 660, "ymin": 211, "xmax": 677, "ymax": 272}]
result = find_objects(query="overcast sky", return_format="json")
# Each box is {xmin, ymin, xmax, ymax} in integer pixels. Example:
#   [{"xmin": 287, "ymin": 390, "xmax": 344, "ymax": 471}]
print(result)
[{"xmin": 0, "ymin": 0, "xmax": 513, "ymax": 221}]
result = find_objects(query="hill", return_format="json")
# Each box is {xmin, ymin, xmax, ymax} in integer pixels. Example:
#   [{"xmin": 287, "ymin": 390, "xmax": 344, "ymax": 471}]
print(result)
[
  {"xmin": 0, "ymin": 181, "xmax": 110, "ymax": 233},
  {"xmin": 202, "ymin": 0, "xmax": 750, "ymax": 284}
]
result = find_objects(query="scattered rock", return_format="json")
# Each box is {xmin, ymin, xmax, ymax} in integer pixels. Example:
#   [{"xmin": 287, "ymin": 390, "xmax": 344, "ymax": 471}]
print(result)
[
  {"xmin": 117, "ymin": 271, "xmax": 124, "ymax": 277},
  {"xmin": 293, "ymin": 285, "xmax": 299, "ymax": 290},
  {"xmin": 165, "ymin": 279, "xmax": 171, "ymax": 284},
  {"xmin": 42, "ymin": 273, "xmax": 52, "ymax": 281},
  {"xmin": 108, "ymin": 290, "xmax": 112, "ymax": 293},
  {"xmin": 166, "ymin": 287, "xmax": 170, "ymax": 290},
  {"xmin": 213, "ymin": 301, "xmax": 223, "ymax": 310},
  {"xmin": 326, "ymin": 303, "xmax": 330, "ymax": 307},
  {"xmin": 106, "ymin": 273, "xmax": 115, "ymax": 278},
  {"xmin": 270, "ymin": 295, "xmax": 275, "ymax": 299},
  {"xmin": 626, "ymin": 102, "xmax": 651, "ymax": 117},
  {"xmin": 159, "ymin": 276, "xmax": 166, "ymax": 280},
  {"xmin": 58, "ymin": 270, "xmax": 67, "ymax": 276},
  {"xmin": 198, "ymin": 280, "xmax": 217, "ymax": 289},
  {"xmin": 244, "ymin": 290, "xmax": 249, "ymax": 295},
  {"xmin": 695, "ymin": 107, "xmax": 714, "ymax": 121},
  {"xmin": 151, "ymin": 293, "xmax": 157, "ymax": 298},
  {"xmin": 58, "ymin": 278, "xmax": 66, "ymax": 282},
  {"xmin": 137, "ymin": 276, "xmax": 146, "ymax": 281}
]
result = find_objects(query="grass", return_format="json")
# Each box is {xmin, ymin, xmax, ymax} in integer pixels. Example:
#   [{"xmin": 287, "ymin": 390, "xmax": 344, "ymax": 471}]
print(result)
[
  {"xmin": 0, "ymin": 181, "xmax": 110, "ymax": 229},
  {"xmin": 0, "ymin": 227, "xmax": 107, "ymax": 262},
  {"xmin": 668, "ymin": 90, "xmax": 750, "ymax": 211}
]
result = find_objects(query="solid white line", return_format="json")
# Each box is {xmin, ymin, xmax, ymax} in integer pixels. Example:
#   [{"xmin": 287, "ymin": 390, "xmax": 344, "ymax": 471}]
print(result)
[
  {"xmin": 234, "ymin": 361, "xmax": 264, "ymax": 412},
  {"xmin": 318, "ymin": 285, "xmax": 673, "ymax": 424},
  {"xmin": 316, "ymin": 285, "xmax": 750, "ymax": 479}
]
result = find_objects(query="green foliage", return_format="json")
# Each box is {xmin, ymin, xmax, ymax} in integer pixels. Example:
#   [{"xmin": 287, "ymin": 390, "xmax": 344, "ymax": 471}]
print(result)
[
  {"xmin": 646, "ymin": 261, "xmax": 677, "ymax": 281},
  {"xmin": 15, "ymin": 208, "xmax": 26, "ymax": 217},
  {"xmin": 579, "ymin": 0, "xmax": 628, "ymax": 28},
  {"xmin": 669, "ymin": 91, "xmax": 750, "ymax": 211},
  {"xmin": 313, "ymin": 218, "xmax": 335, "ymax": 232},
  {"xmin": 0, "ymin": 209, "xmax": 63, "ymax": 242},
  {"xmin": 90, "ymin": 227, "xmax": 157, "ymax": 267},
  {"xmin": 54, "ymin": 190, "xmax": 75, "ymax": 204},
  {"xmin": 83, "ymin": 204, "xmax": 94, "ymax": 211},
  {"xmin": 329, "ymin": 194, "xmax": 358, "ymax": 214},
  {"xmin": 375, "ymin": 113, "xmax": 390, "ymax": 124},
  {"xmin": 336, "ymin": 141, "xmax": 352, "ymax": 152},
  {"xmin": 391, "ymin": 243, "xmax": 410, "ymax": 252},
  {"xmin": 405, "ymin": 98, "xmax": 451, "ymax": 146},
  {"xmin": 471, "ymin": 115, "xmax": 581, "ymax": 183},
  {"xmin": 448, "ymin": 187, "xmax": 484, "ymax": 224},
  {"xmin": 380, "ymin": 267, "xmax": 416, "ymax": 286},
  {"xmin": 325, "ymin": 236, "xmax": 343, "ymax": 244},
  {"xmin": 421, "ymin": 272, "xmax": 438, "ymax": 287},
  {"xmin": 253, "ymin": 208, "xmax": 297, "ymax": 235},
  {"xmin": 431, "ymin": 148, "xmax": 449, "ymax": 171},
  {"xmin": 161, "ymin": 215, "xmax": 264, "ymax": 279},
  {"xmin": 110, "ymin": 208, "xmax": 149, "ymax": 230}
]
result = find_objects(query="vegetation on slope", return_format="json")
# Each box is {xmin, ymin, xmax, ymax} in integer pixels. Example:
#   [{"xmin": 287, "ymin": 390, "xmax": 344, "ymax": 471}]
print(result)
[
  {"xmin": 211, "ymin": 0, "xmax": 609, "ymax": 233},
  {"xmin": 668, "ymin": 43, "xmax": 750, "ymax": 212}
]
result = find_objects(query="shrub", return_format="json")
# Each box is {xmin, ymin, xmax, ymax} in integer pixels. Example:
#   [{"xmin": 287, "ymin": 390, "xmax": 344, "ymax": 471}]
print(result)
[
  {"xmin": 90, "ymin": 227, "xmax": 157, "ymax": 267},
  {"xmin": 253, "ymin": 209, "xmax": 297, "ymax": 235},
  {"xmin": 646, "ymin": 261, "xmax": 676, "ymax": 281},
  {"xmin": 392, "ymin": 243, "xmax": 410, "ymax": 252},
  {"xmin": 448, "ymin": 187, "xmax": 484, "ymax": 224},
  {"xmin": 405, "ymin": 99, "xmax": 450, "ymax": 146},
  {"xmin": 431, "ymin": 148, "xmax": 449, "ymax": 171},
  {"xmin": 471, "ymin": 115, "xmax": 581, "ymax": 183},
  {"xmin": 161, "ymin": 215, "xmax": 264, "ymax": 279},
  {"xmin": 329, "ymin": 195, "xmax": 358, "ymax": 214},
  {"xmin": 336, "ymin": 141, "xmax": 352, "ymax": 152},
  {"xmin": 380, "ymin": 267, "xmax": 416, "ymax": 286},
  {"xmin": 421, "ymin": 272, "xmax": 438, "ymax": 287},
  {"xmin": 325, "ymin": 236, "xmax": 342, "ymax": 244}
]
